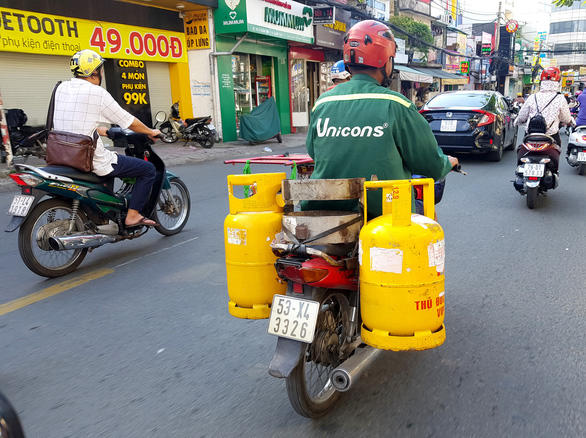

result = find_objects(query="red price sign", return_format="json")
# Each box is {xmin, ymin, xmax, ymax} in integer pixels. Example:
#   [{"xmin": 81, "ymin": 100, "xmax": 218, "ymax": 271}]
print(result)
[{"xmin": 89, "ymin": 27, "xmax": 184, "ymax": 61}]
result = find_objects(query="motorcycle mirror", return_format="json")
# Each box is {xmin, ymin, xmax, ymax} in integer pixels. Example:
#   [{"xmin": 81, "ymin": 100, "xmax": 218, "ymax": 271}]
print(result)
[{"xmin": 155, "ymin": 111, "xmax": 166, "ymax": 123}]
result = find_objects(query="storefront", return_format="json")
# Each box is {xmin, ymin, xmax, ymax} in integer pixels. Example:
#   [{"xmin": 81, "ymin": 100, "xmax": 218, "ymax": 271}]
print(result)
[
  {"xmin": 214, "ymin": 0, "xmax": 314, "ymax": 141},
  {"xmin": 0, "ymin": 2, "xmax": 190, "ymax": 126}
]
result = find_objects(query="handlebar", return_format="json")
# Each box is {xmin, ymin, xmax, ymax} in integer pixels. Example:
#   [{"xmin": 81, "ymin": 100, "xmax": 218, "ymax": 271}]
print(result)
[{"xmin": 452, "ymin": 164, "xmax": 467, "ymax": 175}]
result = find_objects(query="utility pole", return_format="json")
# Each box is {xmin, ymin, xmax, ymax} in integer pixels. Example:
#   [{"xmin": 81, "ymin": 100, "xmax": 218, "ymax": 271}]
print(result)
[{"xmin": 495, "ymin": 1, "xmax": 503, "ymax": 92}]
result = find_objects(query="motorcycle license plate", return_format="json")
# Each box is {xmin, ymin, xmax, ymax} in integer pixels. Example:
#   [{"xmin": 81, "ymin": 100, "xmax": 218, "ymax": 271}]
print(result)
[
  {"xmin": 578, "ymin": 152, "xmax": 586, "ymax": 162},
  {"xmin": 267, "ymin": 295, "xmax": 320, "ymax": 343},
  {"xmin": 7, "ymin": 195, "xmax": 34, "ymax": 217},
  {"xmin": 524, "ymin": 163, "xmax": 545, "ymax": 177},
  {"xmin": 440, "ymin": 119, "xmax": 458, "ymax": 132},
  {"xmin": 207, "ymin": 123, "xmax": 215, "ymax": 131}
]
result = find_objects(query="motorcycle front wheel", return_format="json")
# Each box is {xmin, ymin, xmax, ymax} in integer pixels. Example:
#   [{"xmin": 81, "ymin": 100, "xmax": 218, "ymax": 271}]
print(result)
[
  {"xmin": 154, "ymin": 177, "xmax": 191, "ymax": 236},
  {"xmin": 286, "ymin": 290, "xmax": 351, "ymax": 418},
  {"xmin": 526, "ymin": 186, "xmax": 538, "ymax": 209},
  {"xmin": 18, "ymin": 198, "xmax": 88, "ymax": 278},
  {"xmin": 160, "ymin": 126, "xmax": 178, "ymax": 144}
]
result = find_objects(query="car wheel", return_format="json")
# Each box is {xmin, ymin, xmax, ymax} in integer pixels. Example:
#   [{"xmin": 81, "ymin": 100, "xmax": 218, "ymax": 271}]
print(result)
[{"xmin": 486, "ymin": 142, "xmax": 503, "ymax": 162}]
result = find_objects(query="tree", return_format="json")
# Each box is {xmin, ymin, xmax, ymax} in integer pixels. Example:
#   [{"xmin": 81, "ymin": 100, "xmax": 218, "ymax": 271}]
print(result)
[
  {"xmin": 387, "ymin": 16, "xmax": 434, "ymax": 54},
  {"xmin": 552, "ymin": 0, "xmax": 586, "ymax": 6}
]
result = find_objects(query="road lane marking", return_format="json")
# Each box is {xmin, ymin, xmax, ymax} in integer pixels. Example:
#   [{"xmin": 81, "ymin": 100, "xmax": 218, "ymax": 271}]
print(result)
[
  {"xmin": 0, "ymin": 268, "xmax": 114, "ymax": 316},
  {"xmin": 113, "ymin": 236, "xmax": 200, "ymax": 268},
  {"xmin": 0, "ymin": 235, "xmax": 199, "ymax": 316}
]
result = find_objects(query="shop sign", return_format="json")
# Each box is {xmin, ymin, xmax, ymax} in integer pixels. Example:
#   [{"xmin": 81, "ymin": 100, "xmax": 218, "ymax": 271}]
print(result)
[
  {"xmin": 313, "ymin": 7, "xmax": 335, "ymax": 24},
  {"xmin": 314, "ymin": 9, "xmax": 349, "ymax": 49},
  {"xmin": 184, "ymin": 10, "xmax": 210, "ymax": 50},
  {"xmin": 215, "ymin": 0, "xmax": 314, "ymax": 44},
  {"xmin": 103, "ymin": 59, "xmax": 152, "ymax": 126},
  {"xmin": 460, "ymin": 61, "xmax": 469, "ymax": 74},
  {"xmin": 0, "ymin": 7, "xmax": 187, "ymax": 62}
]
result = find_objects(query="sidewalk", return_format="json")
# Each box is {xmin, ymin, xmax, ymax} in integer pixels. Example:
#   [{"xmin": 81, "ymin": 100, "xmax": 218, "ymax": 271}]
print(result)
[{"xmin": 0, "ymin": 132, "xmax": 307, "ymax": 192}]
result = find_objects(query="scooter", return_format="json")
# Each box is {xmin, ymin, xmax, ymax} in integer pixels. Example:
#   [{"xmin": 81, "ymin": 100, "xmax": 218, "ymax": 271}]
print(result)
[
  {"xmin": 566, "ymin": 125, "xmax": 586, "ymax": 174},
  {"xmin": 5, "ymin": 128, "xmax": 191, "ymax": 278},
  {"xmin": 513, "ymin": 132, "xmax": 560, "ymax": 209},
  {"xmin": 155, "ymin": 102, "xmax": 216, "ymax": 148},
  {"xmin": 0, "ymin": 391, "xmax": 25, "ymax": 438},
  {"xmin": 1, "ymin": 108, "xmax": 47, "ymax": 162}
]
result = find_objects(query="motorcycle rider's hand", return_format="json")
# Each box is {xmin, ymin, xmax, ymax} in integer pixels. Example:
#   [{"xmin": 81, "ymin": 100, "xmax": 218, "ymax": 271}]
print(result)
[
  {"xmin": 149, "ymin": 129, "xmax": 161, "ymax": 141},
  {"xmin": 448, "ymin": 156, "xmax": 459, "ymax": 168},
  {"xmin": 97, "ymin": 126, "xmax": 109, "ymax": 136}
]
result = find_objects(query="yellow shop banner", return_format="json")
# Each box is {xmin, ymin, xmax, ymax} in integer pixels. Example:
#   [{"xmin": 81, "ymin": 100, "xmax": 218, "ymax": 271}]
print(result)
[{"xmin": 0, "ymin": 7, "xmax": 187, "ymax": 62}]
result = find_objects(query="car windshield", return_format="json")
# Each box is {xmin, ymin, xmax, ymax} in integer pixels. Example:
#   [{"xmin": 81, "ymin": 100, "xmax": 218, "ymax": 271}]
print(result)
[{"xmin": 427, "ymin": 93, "xmax": 493, "ymax": 109}]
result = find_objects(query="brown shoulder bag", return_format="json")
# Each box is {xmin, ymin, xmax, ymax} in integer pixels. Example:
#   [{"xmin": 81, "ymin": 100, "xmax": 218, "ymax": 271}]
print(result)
[{"xmin": 45, "ymin": 81, "xmax": 98, "ymax": 172}]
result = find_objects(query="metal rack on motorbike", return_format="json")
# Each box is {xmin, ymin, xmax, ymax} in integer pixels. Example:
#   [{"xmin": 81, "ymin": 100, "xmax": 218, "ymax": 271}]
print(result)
[{"xmin": 223, "ymin": 164, "xmax": 449, "ymax": 417}]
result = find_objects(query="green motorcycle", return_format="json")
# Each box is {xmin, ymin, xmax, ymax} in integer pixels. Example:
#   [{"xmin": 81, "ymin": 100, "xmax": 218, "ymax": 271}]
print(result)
[{"xmin": 5, "ymin": 128, "xmax": 190, "ymax": 278}]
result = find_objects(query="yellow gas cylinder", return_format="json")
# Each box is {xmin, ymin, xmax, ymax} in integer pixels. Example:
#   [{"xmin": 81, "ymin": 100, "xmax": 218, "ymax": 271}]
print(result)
[
  {"xmin": 224, "ymin": 173, "xmax": 287, "ymax": 319},
  {"xmin": 359, "ymin": 179, "xmax": 446, "ymax": 351}
]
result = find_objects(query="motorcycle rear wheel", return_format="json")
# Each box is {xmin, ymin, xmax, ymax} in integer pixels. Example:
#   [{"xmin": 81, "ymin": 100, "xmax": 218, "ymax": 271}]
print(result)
[
  {"xmin": 154, "ymin": 177, "xmax": 191, "ymax": 236},
  {"xmin": 286, "ymin": 290, "xmax": 350, "ymax": 418},
  {"xmin": 18, "ymin": 198, "xmax": 88, "ymax": 278},
  {"xmin": 160, "ymin": 126, "xmax": 178, "ymax": 144},
  {"xmin": 0, "ymin": 391, "xmax": 25, "ymax": 438},
  {"xmin": 199, "ymin": 133, "xmax": 215, "ymax": 149},
  {"xmin": 526, "ymin": 186, "xmax": 538, "ymax": 209}
]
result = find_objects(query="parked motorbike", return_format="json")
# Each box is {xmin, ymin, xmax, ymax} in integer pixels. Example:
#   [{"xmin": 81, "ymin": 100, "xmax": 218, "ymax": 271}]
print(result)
[
  {"xmin": 0, "ymin": 109, "xmax": 47, "ymax": 162},
  {"xmin": 0, "ymin": 391, "xmax": 25, "ymax": 438},
  {"xmin": 566, "ymin": 125, "xmax": 586, "ymax": 174},
  {"xmin": 5, "ymin": 128, "xmax": 191, "ymax": 278},
  {"xmin": 155, "ymin": 103, "xmax": 216, "ymax": 148},
  {"xmin": 513, "ymin": 132, "xmax": 560, "ymax": 209},
  {"xmin": 224, "ymin": 166, "xmax": 463, "ymax": 418}
]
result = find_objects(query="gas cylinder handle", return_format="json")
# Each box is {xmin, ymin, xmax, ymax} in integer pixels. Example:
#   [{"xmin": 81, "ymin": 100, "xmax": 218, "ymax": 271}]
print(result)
[
  {"xmin": 363, "ymin": 179, "xmax": 435, "ymax": 224},
  {"xmin": 227, "ymin": 172, "xmax": 286, "ymax": 215}
]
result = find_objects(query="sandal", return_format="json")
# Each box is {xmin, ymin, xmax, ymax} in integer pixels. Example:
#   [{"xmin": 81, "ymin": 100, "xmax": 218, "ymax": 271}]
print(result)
[{"xmin": 125, "ymin": 216, "xmax": 159, "ymax": 228}]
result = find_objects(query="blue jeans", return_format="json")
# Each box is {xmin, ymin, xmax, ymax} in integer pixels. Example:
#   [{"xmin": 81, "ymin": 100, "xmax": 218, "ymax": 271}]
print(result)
[{"xmin": 107, "ymin": 154, "xmax": 156, "ymax": 212}]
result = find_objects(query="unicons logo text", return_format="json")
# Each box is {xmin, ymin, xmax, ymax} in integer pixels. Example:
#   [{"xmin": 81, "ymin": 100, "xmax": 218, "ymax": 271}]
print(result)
[{"xmin": 316, "ymin": 118, "xmax": 386, "ymax": 138}]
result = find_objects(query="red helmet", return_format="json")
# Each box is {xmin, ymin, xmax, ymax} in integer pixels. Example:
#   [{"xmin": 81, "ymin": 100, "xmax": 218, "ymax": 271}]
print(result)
[
  {"xmin": 540, "ymin": 67, "xmax": 561, "ymax": 82},
  {"xmin": 343, "ymin": 20, "xmax": 396, "ymax": 69}
]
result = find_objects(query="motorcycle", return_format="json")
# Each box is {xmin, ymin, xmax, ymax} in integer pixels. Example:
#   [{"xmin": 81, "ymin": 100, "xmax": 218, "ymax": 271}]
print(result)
[
  {"xmin": 566, "ymin": 125, "xmax": 586, "ymax": 174},
  {"xmin": 0, "ymin": 391, "xmax": 25, "ymax": 438},
  {"xmin": 5, "ymin": 128, "xmax": 191, "ymax": 278},
  {"xmin": 0, "ymin": 109, "xmax": 47, "ymax": 163},
  {"xmin": 513, "ymin": 132, "xmax": 560, "ymax": 209},
  {"xmin": 155, "ymin": 103, "xmax": 216, "ymax": 148},
  {"xmin": 225, "ymin": 164, "xmax": 463, "ymax": 418},
  {"xmin": 565, "ymin": 101, "xmax": 579, "ymax": 136}
]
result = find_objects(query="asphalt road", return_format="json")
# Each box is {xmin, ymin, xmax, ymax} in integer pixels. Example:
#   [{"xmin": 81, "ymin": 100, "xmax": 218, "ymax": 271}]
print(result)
[{"xmin": 0, "ymin": 135, "xmax": 584, "ymax": 437}]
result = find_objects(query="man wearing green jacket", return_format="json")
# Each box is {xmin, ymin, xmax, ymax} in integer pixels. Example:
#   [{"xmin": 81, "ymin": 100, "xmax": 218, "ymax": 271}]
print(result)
[{"xmin": 306, "ymin": 20, "xmax": 458, "ymax": 217}]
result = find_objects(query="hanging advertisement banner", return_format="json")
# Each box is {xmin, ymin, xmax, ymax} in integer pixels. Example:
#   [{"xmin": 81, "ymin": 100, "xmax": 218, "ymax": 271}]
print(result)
[
  {"xmin": 184, "ymin": 10, "xmax": 211, "ymax": 50},
  {"xmin": 0, "ymin": 7, "xmax": 187, "ymax": 62},
  {"xmin": 314, "ymin": 9, "xmax": 349, "ymax": 48},
  {"xmin": 215, "ymin": 0, "xmax": 314, "ymax": 44}
]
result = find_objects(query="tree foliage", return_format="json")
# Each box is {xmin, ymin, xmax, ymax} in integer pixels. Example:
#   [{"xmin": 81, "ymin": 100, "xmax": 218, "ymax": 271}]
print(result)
[
  {"xmin": 552, "ymin": 0, "xmax": 585, "ymax": 6},
  {"xmin": 387, "ymin": 16, "xmax": 434, "ymax": 54}
]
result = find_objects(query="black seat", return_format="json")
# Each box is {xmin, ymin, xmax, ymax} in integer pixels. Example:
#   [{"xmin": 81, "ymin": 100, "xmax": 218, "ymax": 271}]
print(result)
[
  {"xmin": 185, "ymin": 116, "xmax": 210, "ymax": 126},
  {"xmin": 523, "ymin": 133, "xmax": 554, "ymax": 143},
  {"xmin": 41, "ymin": 166, "xmax": 112, "ymax": 184}
]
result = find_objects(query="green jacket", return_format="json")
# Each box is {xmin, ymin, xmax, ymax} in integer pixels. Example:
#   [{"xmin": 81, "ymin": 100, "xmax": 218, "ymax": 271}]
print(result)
[{"xmin": 304, "ymin": 74, "xmax": 452, "ymax": 217}]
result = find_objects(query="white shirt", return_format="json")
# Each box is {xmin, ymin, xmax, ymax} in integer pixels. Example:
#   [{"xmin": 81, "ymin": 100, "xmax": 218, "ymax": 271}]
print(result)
[
  {"xmin": 53, "ymin": 78, "xmax": 135, "ymax": 176},
  {"xmin": 514, "ymin": 80, "xmax": 573, "ymax": 135}
]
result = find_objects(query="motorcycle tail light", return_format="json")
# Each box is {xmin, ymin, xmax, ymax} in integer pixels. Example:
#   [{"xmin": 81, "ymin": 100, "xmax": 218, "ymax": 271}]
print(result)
[
  {"xmin": 9, "ymin": 173, "xmax": 42, "ymax": 187},
  {"xmin": 520, "ymin": 157, "xmax": 530, "ymax": 163},
  {"xmin": 540, "ymin": 158, "xmax": 551, "ymax": 164},
  {"xmin": 525, "ymin": 142, "xmax": 550, "ymax": 151},
  {"xmin": 581, "ymin": 136, "xmax": 586, "ymax": 141},
  {"xmin": 300, "ymin": 267, "xmax": 329, "ymax": 284},
  {"xmin": 473, "ymin": 110, "xmax": 496, "ymax": 127},
  {"xmin": 528, "ymin": 177, "xmax": 539, "ymax": 181}
]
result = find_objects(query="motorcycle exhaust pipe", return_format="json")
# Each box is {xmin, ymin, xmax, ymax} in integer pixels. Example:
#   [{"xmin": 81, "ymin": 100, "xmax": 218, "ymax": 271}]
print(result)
[
  {"xmin": 48, "ymin": 234, "xmax": 118, "ymax": 251},
  {"xmin": 330, "ymin": 346, "xmax": 382, "ymax": 392}
]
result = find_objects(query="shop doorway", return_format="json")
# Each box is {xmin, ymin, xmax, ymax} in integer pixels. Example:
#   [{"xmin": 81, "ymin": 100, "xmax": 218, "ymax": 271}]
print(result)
[
  {"xmin": 232, "ymin": 53, "xmax": 275, "ymax": 134},
  {"xmin": 291, "ymin": 60, "xmax": 320, "ymax": 128}
]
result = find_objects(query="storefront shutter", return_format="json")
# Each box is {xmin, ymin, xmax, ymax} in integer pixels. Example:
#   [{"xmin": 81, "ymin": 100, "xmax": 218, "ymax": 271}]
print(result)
[
  {"xmin": 0, "ymin": 52, "xmax": 70, "ymax": 126},
  {"xmin": 146, "ymin": 61, "xmax": 173, "ymax": 121}
]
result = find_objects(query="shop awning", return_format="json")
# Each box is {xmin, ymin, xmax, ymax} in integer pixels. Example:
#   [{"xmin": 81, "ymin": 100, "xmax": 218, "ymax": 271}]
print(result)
[
  {"xmin": 410, "ymin": 67, "xmax": 469, "ymax": 85},
  {"xmin": 394, "ymin": 65, "xmax": 433, "ymax": 83}
]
